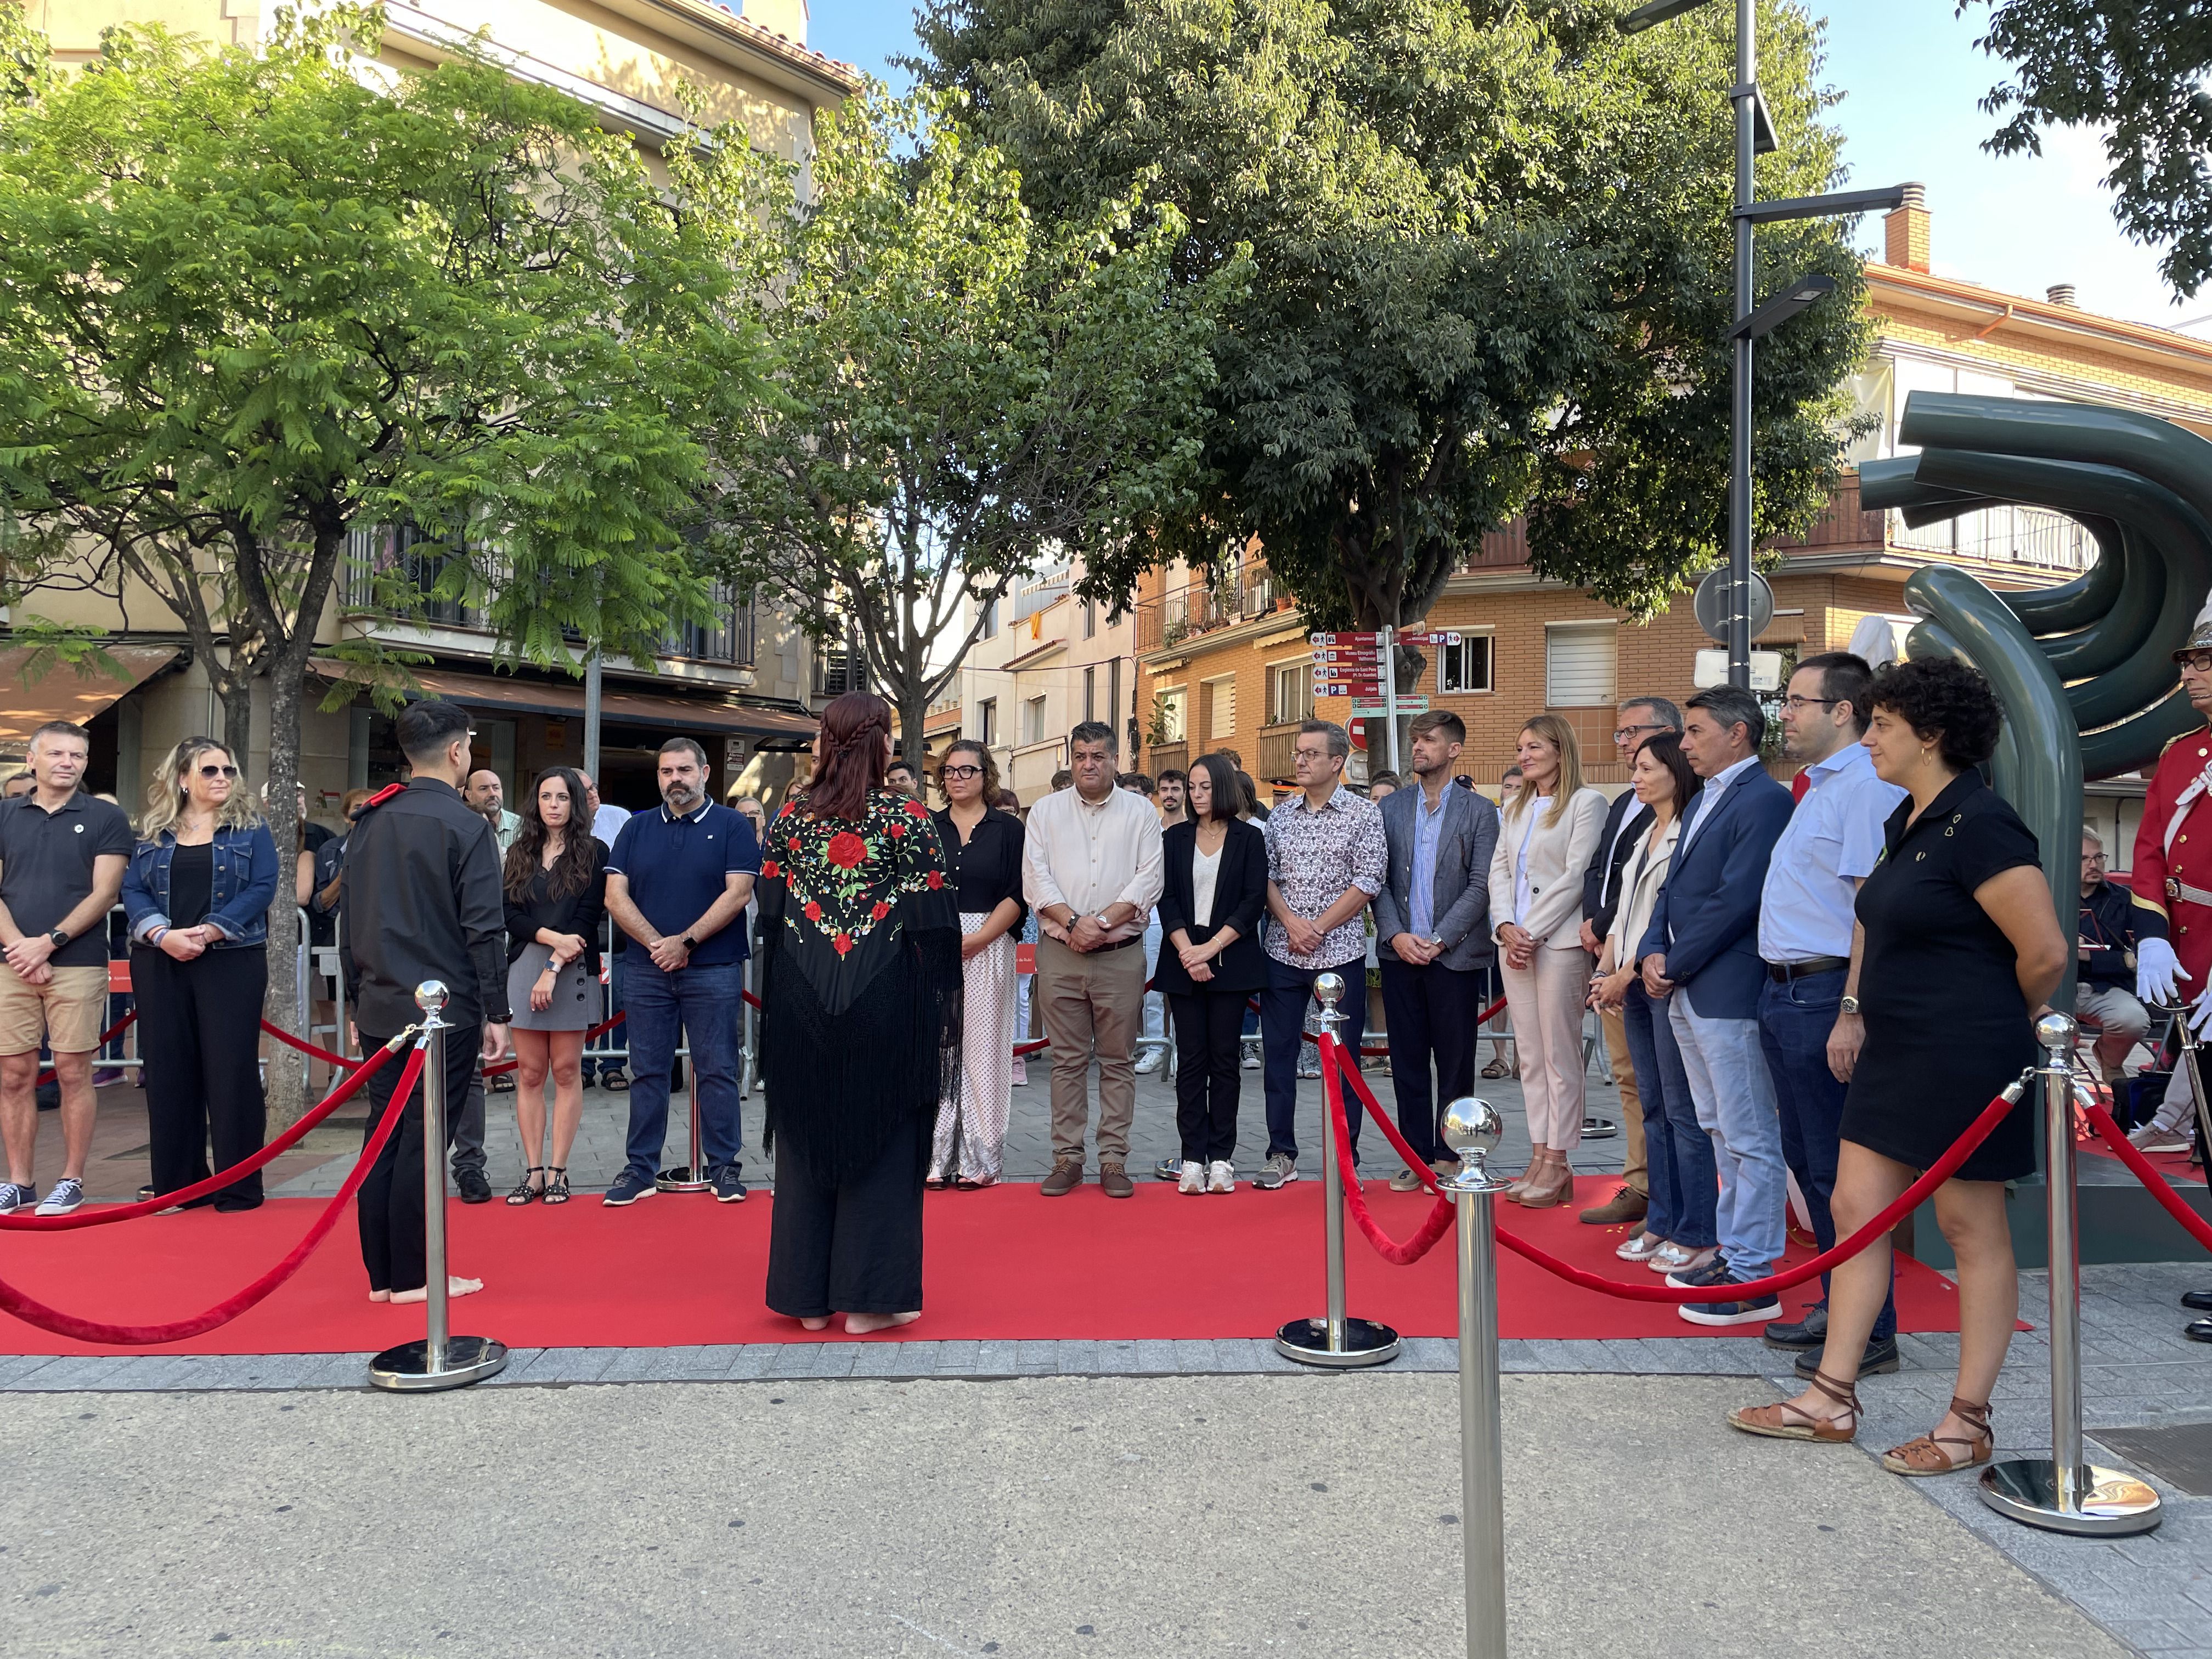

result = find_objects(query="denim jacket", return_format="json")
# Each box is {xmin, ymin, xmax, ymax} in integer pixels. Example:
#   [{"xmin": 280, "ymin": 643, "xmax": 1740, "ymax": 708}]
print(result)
[{"xmin": 122, "ymin": 823, "xmax": 281, "ymax": 948}]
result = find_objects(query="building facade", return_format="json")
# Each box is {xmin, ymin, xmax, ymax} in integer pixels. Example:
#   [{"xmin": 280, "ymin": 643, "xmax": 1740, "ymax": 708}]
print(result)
[
  {"xmin": 4, "ymin": 0, "xmax": 860, "ymax": 822},
  {"xmin": 1129, "ymin": 190, "xmax": 2212, "ymax": 876}
]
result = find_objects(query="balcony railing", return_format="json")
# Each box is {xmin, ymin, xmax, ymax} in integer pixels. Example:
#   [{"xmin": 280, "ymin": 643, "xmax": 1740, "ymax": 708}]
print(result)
[
  {"xmin": 341, "ymin": 526, "xmax": 495, "ymax": 629},
  {"xmin": 1134, "ymin": 563, "xmax": 1288, "ymax": 652},
  {"xmin": 1257, "ymin": 722, "xmax": 1301, "ymax": 785},
  {"xmin": 1144, "ymin": 738, "xmax": 1189, "ymax": 778}
]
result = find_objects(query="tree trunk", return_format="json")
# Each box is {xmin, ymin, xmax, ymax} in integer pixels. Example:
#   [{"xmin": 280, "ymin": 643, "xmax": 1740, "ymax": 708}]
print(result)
[
  {"xmin": 898, "ymin": 684, "xmax": 932, "ymax": 785},
  {"xmin": 261, "ymin": 660, "xmax": 308, "ymax": 1127}
]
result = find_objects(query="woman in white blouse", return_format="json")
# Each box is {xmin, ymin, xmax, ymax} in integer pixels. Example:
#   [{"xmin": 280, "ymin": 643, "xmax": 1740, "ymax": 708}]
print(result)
[{"xmin": 1488, "ymin": 714, "xmax": 1609, "ymax": 1208}]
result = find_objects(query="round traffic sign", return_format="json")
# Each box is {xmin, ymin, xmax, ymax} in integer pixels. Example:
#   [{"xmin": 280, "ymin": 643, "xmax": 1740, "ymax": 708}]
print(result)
[{"xmin": 1692, "ymin": 569, "xmax": 1774, "ymax": 645}]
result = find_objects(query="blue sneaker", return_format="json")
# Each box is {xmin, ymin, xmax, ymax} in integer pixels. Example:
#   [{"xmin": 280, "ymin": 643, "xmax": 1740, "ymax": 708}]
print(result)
[
  {"xmin": 712, "ymin": 1165, "xmax": 748, "ymax": 1204},
  {"xmin": 0, "ymin": 1181, "xmax": 32, "ymax": 1214},
  {"xmin": 1666, "ymin": 1255, "xmax": 1736, "ymax": 1291},
  {"xmin": 603, "ymin": 1169, "xmax": 657, "ymax": 1207},
  {"xmin": 1678, "ymin": 1277, "xmax": 1783, "ymax": 1328},
  {"xmin": 33, "ymin": 1177, "xmax": 82, "ymax": 1216}
]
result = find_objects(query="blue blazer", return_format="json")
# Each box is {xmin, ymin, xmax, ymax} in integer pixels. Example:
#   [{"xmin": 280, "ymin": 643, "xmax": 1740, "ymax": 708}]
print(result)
[{"xmin": 1637, "ymin": 765, "xmax": 1794, "ymax": 1019}]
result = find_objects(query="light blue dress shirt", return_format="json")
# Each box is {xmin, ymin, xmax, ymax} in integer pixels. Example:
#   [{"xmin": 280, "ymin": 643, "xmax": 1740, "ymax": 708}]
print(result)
[
  {"xmin": 1407, "ymin": 786, "xmax": 1449, "ymax": 939},
  {"xmin": 1756, "ymin": 742, "xmax": 1908, "ymax": 962},
  {"xmin": 1673, "ymin": 753, "xmax": 1764, "ymax": 861}
]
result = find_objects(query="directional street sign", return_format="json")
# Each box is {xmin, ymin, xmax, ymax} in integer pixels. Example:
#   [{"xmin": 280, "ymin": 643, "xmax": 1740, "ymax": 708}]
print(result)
[
  {"xmin": 1310, "ymin": 631, "xmax": 1378, "ymax": 645},
  {"xmin": 1351, "ymin": 696, "xmax": 1429, "ymax": 716}
]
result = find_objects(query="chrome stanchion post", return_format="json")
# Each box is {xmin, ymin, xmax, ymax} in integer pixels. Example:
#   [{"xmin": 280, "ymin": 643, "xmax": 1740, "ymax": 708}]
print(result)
[
  {"xmin": 1979, "ymin": 1012, "xmax": 2158, "ymax": 1534},
  {"xmin": 1275, "ymin": 972, "xmax": 1401, "ymax": 1368},
  {"xmin": 369, "ymin": 981, "xmax": 509, "ymax": 1392},
  {"xmin": 1440, "ymin": 1096, "xmax": 1511, "ymax": 1658},
  {"xmin": 658, "ymin": 1017, "xmax": 712, "ymax": 1193}
]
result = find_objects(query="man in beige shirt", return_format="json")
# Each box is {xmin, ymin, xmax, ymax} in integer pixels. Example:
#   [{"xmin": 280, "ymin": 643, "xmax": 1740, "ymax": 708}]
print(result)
[{"xmin": 1022, "ymin": 721, "xmax": 1165, "ymax": 1198}]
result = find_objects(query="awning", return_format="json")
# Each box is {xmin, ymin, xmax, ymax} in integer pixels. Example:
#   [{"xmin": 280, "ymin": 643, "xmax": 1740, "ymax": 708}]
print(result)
[
  {"xmin": 0, "ymin": 644, "xmax": 183, "ymax": 746},
  {"xmin": 308, "ymin": 658, "xmax": 818, "ymax": 742}
]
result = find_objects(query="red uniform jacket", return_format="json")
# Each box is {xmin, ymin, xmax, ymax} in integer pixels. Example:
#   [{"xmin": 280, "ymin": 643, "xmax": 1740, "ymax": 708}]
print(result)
[{"xmin": 2130, "ymin": 724, "xmax": 2212, "ymax": 990}]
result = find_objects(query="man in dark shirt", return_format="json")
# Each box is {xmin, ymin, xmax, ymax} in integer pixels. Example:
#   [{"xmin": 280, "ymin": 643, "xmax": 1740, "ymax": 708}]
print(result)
[
  {"xmin": 340, "ymin": 699, "xmax": 511, "ymax": 1301},
  {"xmin": 602, "ymin": 737, "xmax": 759, "ymax": 1206},
  {"xmin": 0, "ymin": 721, "xmax": 133, "ymax": 1215},
  {"xmin": 2076, "ymin": 828, "xmax": 2150, "ymax": 1089}
]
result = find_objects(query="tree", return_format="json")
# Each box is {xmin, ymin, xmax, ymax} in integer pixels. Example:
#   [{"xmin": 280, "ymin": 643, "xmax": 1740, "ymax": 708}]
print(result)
[
  {"xmin": 696, "ymin": 87, "xmax": 1238, "ymax": 761},
  {"xmin": 920, "ymin": 0, "xmax": 1871, "ymax": 699},
  {"xmin": 0, "ymin": 5, "xmax": 769, "ymax": 1115},
  {"xmin": 1969, "ymin": 0, "xmax": 2212, "ymax": 298}
]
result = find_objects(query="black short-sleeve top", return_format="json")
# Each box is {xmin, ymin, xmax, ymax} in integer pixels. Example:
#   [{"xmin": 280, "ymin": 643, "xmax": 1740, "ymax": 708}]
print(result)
[
  {"xmin": 930, "ymin": 805, "xmax": 1027, "ymax": 926},
  {"xmin": 1856, "ymin": 770, "xmax": 2042, "ymax": 1022}
]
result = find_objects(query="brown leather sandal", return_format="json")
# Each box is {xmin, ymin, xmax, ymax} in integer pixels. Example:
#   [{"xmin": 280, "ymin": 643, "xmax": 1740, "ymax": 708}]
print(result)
[
  {"xmin": 1882, "ymin": 1396, "xmax": 1994, "ymax": 1476},
  {"xmin": 1727, "ymin": 1368, "xmax": 1861, "ymax": 1443}
]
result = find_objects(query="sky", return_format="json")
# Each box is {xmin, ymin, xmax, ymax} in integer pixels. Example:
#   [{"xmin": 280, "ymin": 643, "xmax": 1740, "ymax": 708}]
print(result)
[{"xmin": 803, "ymin": 0, "xmax": 2202, "ymax": 334}]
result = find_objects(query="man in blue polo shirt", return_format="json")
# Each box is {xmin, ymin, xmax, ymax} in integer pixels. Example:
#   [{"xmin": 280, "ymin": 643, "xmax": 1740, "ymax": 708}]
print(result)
[{"xmin": 602, "ymin": 737, "xmax": 760, "ymax": 1205}]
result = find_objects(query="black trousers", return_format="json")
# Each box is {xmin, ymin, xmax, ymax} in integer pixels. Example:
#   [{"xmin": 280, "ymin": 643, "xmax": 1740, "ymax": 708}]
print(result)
[
  {"xmin": 1378, "ymin": 957, "xmax": 1485, "ymax": 1166},
  {"xmin": 357, "ymin": 1023, "xmax": 480, "ymax": 1295},
  {"xmin": 765, "ymin": 1116, "xmax": 927, "ymax": 1318},
  {"xmin": 133, "ymin": 945, "xmax": 268, "ymax": 1207},
  {"xmin": 1167, "ymin": 987, "xmax": 1247, "ymax": 1163}
]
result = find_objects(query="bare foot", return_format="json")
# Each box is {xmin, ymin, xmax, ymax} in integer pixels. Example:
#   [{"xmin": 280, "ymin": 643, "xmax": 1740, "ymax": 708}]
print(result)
[
  {"xmin": 368, "ymin": 1289, "xmax": 391, "ymax": 1304},
  {"xmin": 799, "ymin": 1316, "xmax": 832, "ymax": 1331},
  {"xmin": 390, "ymin": 1276, "xmax": 484, "ymax": 1305},
  {"xmin": 843, "ymin": 1311, "xmax": 922, "ymax": 1335}
]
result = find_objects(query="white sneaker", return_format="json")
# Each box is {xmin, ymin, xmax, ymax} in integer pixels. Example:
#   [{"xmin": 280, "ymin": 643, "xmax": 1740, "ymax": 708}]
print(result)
[
  {"xmin": 1012, "ymin": 1060, "xmax": 1029, "ymax": 1087},
  {"xmin": 1177, "ymin": 1160, "xmax": 1205, "ymax": 1194},
  {"xmin": 1136, "ymin": 1050, "xmax": 1166, "ymax": 1076},
  {"xmin": 1615, "ymin": 1230, "xmax": 1664, "ymax": 1263},
  {"xmin": 1206, "ymin": 1159, "xmax": 1235, "ymax": 1194},
  {"xmin": 2130, "ymin": 1123, "xmax": 2191, "ymax": 1155}
]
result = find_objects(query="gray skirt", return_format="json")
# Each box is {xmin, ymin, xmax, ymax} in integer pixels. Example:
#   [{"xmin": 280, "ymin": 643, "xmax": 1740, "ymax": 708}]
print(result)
[{"xmin": 506, "ymin": 940, "xmax": 602, "ymax": 1032}]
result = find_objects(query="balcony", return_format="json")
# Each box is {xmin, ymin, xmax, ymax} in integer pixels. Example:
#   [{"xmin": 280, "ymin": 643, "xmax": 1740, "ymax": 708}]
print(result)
[
  {"xmin": 1134, "ymin": 563, "xmax": 1290, "ymax": 652},
  {"xmin": 1144, "ymin": 738, "xmax": 1188, "ymax": 778},
  {"xmin": 1257, "ymin": 722, "xmax": 1301, "ymax": 785}
]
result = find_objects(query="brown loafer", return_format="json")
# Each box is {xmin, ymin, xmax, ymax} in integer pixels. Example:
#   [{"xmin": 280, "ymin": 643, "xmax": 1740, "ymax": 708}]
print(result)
[
  {"xmin": 1578, "ymin": 1184, "xmax": 1649, "ymax": 1226},
  {"xmin": 1040, "ymin": 1158, "xmax": 1085, "ymax": 1197},
  {"xmin": 1099, "ymin": 1160, "xmax": 1135, "ymax": 1199}
]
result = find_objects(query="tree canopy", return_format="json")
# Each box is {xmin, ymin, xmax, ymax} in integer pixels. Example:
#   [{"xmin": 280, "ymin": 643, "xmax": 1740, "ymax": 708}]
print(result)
[
  {"xmin": 919, "ymin": 0, "xmax": 1871, "ymax": 671},
  {"xmin": 1970, "ymin": 0, "xmax": 2212, "ymax": 299},
  {"xmin": 696, "ymin": 86, "xmax": 1239, "ymax": 758}
]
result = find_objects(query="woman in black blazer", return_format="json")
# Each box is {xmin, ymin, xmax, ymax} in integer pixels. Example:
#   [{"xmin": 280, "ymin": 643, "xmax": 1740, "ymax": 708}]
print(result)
[{"xmin": 1155, "ymin": 752, "xmax": 1268, "ymax": 1194}]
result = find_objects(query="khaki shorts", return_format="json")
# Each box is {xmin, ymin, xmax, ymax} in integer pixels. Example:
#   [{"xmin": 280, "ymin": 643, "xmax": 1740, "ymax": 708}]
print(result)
[{"xmin": 0, "ymin": 964, "xmax": 110, "ymax": 1056}]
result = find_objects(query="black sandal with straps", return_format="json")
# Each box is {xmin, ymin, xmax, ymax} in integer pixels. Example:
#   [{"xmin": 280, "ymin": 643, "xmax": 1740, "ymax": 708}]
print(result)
[
  {"xmin": 506, "ymin": 1167, "xmax": 546, "ymax": 1205},
  {"xmin": 541, "ymin": 1166, "xmax": 571, "ymax": 1205}
]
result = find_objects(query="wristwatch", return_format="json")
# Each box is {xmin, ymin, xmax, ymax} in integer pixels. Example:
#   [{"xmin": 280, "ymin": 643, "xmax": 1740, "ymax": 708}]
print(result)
[
  {"xmin": 680, "ymin": 935, "xmax": 698, "ymax": 951},
  {"xmin": 1839, "ymin": 994, "xmax": 1861, "ymax": 1016},
  {"xmin": 46, "ymin": 928, "xmax": 67, "ymax": 949}
]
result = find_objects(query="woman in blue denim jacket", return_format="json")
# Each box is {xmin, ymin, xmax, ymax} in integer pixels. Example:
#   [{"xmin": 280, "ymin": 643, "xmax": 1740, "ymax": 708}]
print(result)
[{"xmin": 121, "ymin": 738, "xmax": 280, "ymax": 1211}]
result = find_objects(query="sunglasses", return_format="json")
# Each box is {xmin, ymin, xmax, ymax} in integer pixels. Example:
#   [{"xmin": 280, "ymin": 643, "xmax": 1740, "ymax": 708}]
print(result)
[{"xmin": 197, "ymin": 764, "xmax": 239, "ymax": 779}]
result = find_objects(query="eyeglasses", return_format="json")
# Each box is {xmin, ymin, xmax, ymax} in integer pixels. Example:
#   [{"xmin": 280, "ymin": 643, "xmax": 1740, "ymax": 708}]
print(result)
[
  {"xmin": 1780, "ymin": 695, "xmax": 1841, "ymax": 713},
  {"xmin": 2181, "ymin": 652, "xmax": 2212, "ymax": 674},
  {"xmin": 1613, "ymin": 722, "xmax": 1665, "ymax": 742},
  {"xmin": 197, "ymin": 764, "xmax": 239, "ymax": 779},
  {"xmin": 2083, "ymin": 854, "xmax": 2108, "ymax": 866},
  {"xmin": 941, "ymin": 765, "xmax": 983, "ymax": 780}
]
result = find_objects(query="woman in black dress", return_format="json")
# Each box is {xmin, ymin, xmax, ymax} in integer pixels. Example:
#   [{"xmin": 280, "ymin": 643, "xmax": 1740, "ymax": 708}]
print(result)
[
  {"xmin": 927, "ymin": 739, "xmax": 1026, "ymax": 1187},
  {"xmin": 1732, "ymin": 658, "xmax": 2067, "ymax": 1475},
  {"xmin": 758, "ymin": 692, "xmax": 962, "ymax": 1334},
  {"xmin": 1155, "ymin": 752, "xmax": 1268, "ymax": 1193}
]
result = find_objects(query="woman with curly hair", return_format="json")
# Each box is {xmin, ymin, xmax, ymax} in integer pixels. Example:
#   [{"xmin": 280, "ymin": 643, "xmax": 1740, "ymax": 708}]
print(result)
[
  {"xmin": 500, "ymin": 766, "xmax": 606, "ymax": 1205},
  {"xmin": 757, "ymin": 692, "xmax": 962, "ymax": 1333},
  {"xmin": 1730, "ymin": 657, "xmax": 2067, "ymax": 1476},
  {"xmin": 121, "ymin": 738, "xmax": 280, "ymax": 1211}
]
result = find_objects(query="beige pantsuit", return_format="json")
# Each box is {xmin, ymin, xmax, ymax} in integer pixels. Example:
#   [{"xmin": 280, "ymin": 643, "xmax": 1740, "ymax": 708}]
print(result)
[{"xmin": 1037, "ymin": 934, "xmax": 1147, "ymax": 1163}]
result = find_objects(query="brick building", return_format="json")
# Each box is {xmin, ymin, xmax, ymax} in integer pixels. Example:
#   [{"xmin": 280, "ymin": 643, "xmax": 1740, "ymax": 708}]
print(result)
[{"xmin": 1122, "ymin": 188, "xmax": 2212, "ymax": 873}]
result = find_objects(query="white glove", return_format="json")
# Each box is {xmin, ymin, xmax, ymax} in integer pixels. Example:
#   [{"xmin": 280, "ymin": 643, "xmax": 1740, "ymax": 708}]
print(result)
[{"xmin": 2138, "ymin": 935, "xmax": 2187, "ymax": 1007}]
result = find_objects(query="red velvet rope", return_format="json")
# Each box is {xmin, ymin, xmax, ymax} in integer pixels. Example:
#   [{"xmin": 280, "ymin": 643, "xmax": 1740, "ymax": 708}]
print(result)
[
  {"xmin": 1316, "ymin": 1035, "xmax": 1457, "ymax": 1263},
  {"xmin": 0, "ymin": 1032, "xmax": 409, "ymax": 1232},
  {"xmin": 0, "ymin": 1043, "xmax": 426, "ymax": 1345},
  {"xmin": 37, "ymin": 1012, "xmax": 137, "ymax": 1086},
  {"xmin": 260, "ymin": 1020, "xmax": 352, "ymax": 1068},
  {"xmin": 2083, "ymin": 1103, "xmax": 2212, "ymax": 1252}
]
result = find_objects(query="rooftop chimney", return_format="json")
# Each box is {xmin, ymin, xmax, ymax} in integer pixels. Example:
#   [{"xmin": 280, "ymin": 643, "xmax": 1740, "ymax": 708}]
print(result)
[
  {"xmin": 1883, "ymin": 182, "xmax": 1929, "ymax": 273},
  {"xmin": 2047, "ymin": 283, "xmax": 2079, "ymax": 307}
]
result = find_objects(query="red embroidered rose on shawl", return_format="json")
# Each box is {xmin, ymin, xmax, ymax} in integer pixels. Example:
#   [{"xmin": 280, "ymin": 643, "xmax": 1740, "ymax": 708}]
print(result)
[{"xmin": 825, "ymin": 831, "xmax": 868, "ymax": 870}]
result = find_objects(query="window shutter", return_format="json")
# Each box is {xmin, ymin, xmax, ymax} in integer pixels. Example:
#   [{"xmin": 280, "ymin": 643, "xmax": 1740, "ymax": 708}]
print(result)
[
  {"xmin": 1207, "ymin": 676, "xmax": 1237, "ymax": 739},
  {"xmin": 1545, "ymin": 624, "xmax": 1617, "ymax": 707}
]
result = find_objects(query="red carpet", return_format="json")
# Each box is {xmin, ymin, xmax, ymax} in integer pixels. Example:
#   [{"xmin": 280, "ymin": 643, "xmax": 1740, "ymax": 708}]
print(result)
[
  {"xmin": 0, "ymin": 1175, "xmax": 1970, "ymax": 1356},
  {"xmin": 2078, "ymin": 1125, "xmax": 2205, "ymax": 1184}
]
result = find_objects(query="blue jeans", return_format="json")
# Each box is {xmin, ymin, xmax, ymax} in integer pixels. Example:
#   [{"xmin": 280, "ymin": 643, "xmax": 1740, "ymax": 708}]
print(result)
[
  {"xmin": 1261, "ymin": 954, "xmax": 1366, "ymax": 1164},
  {"xmin": 1758, "ymin": 969, "xmax": 1896, "ymax": 1341},
  {"xmin": 1620, "ymin": 982, "xmax": 1718, "ymax": 1249},
  {"xmin": 621, "ymin": 959, "xmax": 743, "ymax": 1182},
  {"xmin": 1668, "ymin": 997, "xmax": 1786, "ymax": 1278}
]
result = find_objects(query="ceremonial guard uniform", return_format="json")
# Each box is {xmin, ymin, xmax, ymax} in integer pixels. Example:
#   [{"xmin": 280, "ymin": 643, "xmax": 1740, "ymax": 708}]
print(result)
[{"xmin": 2127, "ymin": 730, "xmax": 2212, "ymax": 1006}]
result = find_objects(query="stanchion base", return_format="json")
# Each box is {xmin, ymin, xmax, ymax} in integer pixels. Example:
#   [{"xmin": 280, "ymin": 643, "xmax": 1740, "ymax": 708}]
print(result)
[
  {"xmin": 1273, "ymin": 1317, "xmax": 1401, "ymax": 1369},
  {"xmin": 1978, "ymin": 1459, "xmax": 2162, "ymax": 1536},
  {"xmin": 656, "ymin": 1166, "xmax": 714, "ymax": 1193},
  {"xmin": 1580, "ymin": 1116, "xmax": 1617, "ymax": 1140},
  {"xmin": 368, "ymin": 1335, "xmax": 509, "ymax": 1393}
]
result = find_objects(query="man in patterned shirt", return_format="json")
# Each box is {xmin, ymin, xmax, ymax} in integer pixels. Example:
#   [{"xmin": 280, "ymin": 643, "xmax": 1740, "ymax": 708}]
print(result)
[{"xmin": 1255, "ymin": 719, "xmax": 1388, "ymax": 1189}]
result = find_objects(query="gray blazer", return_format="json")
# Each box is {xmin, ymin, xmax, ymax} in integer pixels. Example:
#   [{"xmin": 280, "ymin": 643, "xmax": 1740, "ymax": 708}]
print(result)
[{"xmin": 1373, "ymin": 782, "xmax": 1501, "ymax": 971}]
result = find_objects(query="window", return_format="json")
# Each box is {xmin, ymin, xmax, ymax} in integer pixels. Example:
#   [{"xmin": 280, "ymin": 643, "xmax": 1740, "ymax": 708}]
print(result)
[
  {"xmin": 1083, "ymin": 598, "xmax": 1098, "ymax": 639},
  {"xmin": 978, "ymin": 698, "xmax": 996, "ymax": 747},
  {"xmin": 1545, "ymin": 623, "xmax": 1617, "ymax": 707},
  {"xmin": 1107, "ymin": 659, "xmax": 1122, "ymax": 732},
  {"xmin": 1157, "ymin": 689, "xmax": 1187, "ymax": 742},
  {"xmin": 1204, "ymin": 674, "xmax": 1237, "ymax": 740},
  {"xmin": 983, "ymin": 598, "xmax": 1001, "ymax": 639},
  {"xmin": 1024, "ymin": 696, "xmax": 1047, "ymax": 746},
  {"xmin": 1438, "ymin": 634, "xmax": 1493, "ymax": 694},
  {"xmin": 1268, "ymin": 661, "xmax": 1313, "ymax": 725},
  {"xmin": 1084, "ymin": 665, "xmax": 1097, "ymax": 724}
]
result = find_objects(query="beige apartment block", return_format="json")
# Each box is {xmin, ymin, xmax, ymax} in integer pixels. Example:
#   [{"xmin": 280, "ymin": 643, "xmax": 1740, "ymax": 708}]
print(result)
[{"xmin": 5, "ymin": 0, "xmax": 859, "ymax": 822}]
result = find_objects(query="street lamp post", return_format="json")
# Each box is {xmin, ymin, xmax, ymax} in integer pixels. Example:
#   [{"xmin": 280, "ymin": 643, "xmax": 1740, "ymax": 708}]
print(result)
[{"xmin": 1620, "ymin": 0, "xmax": 1907, "ymax": 691}]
